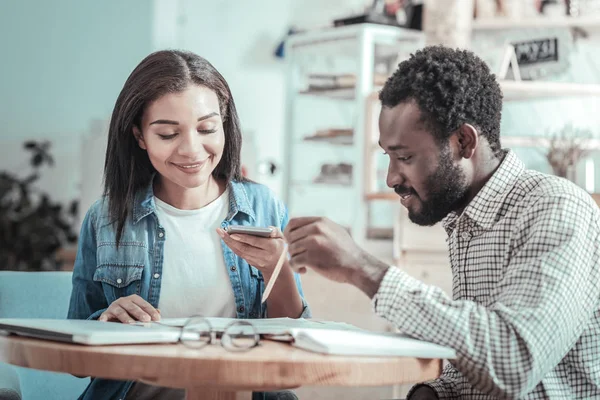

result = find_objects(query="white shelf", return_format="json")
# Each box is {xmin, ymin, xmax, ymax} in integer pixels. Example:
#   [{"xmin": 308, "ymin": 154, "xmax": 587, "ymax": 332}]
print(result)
[
  {"xmin": 301, "ymin": 137, "xmax": 354, "ymax": 146},
  {"xmin": 291, "ymin": 180, "xmax": 353, "ymax": 187},
  {"xmin": 472, "ymin": 15, "xmax": 600, "ymax": 31},
  {"xmin": 299, "ymin": 86, "xmax": 386, "ymax": 100},
  {"xmin": 503, "ymin": 136, "xmax": 600, "ymax": 150},
  {"xmin": 288, "ymin": 23, "xmax": 423, "ymax": 59},
  {"xmin": 500, "ymin": 80, "xmax": 600, "ymax": 101},
  {"xmin": 298, "ymin": 88, "xmax": 356, "ymax": 100},
  {"xmin": 359, "ymin": 81, "xmax": 600, "ymax": 103}
]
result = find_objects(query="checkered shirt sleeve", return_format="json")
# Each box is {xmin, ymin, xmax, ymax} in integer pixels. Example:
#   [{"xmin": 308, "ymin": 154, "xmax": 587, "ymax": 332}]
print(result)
[{"xmin": 373, "ymin": 152, "xmax": 600, "ymax": 399}]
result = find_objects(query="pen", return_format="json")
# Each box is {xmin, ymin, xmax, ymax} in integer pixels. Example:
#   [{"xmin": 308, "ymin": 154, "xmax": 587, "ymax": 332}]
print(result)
[{"xmin": 261, "ymin": 245, "xmax": 287, "ymax": 303}]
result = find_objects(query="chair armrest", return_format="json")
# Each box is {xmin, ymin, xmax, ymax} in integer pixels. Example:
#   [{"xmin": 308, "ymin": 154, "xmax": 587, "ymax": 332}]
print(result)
[{"xmin": 0, "ymin": 363, "xmax": 21, "ymax": 400}]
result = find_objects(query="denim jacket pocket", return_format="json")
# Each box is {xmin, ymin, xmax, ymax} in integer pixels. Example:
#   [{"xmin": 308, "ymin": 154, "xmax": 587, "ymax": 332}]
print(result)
[
  {"xmin": 93, "ymin": 265, "xmax": 144, "ymax": 303},
  {"xmin": 93, "ymin": 265, "xmax": 143, "ymax": 287}
]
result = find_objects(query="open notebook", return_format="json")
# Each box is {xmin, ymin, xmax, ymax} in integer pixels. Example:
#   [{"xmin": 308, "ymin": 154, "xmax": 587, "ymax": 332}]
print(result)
[
  {"xmin": 277, "ymin": 328, "xmax": 456, "ymax": 359},
  {"xmin": 0, "ymin": 317, "xmax": 456, "ymax": 359}
]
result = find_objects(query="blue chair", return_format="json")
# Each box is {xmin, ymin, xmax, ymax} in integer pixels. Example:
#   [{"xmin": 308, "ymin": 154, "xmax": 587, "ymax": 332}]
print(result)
[
  {"xmin": 0, "ymin": 362, "xmax": 21, "ymax": 400},
  {"xmin": 0, "ymin": 271, "xmax": 90, "ymax": 400}
]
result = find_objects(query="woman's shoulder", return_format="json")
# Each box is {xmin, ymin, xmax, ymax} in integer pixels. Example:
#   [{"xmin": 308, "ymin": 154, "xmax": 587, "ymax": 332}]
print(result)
[
  {"xmin": 87, "ymin": 196, "xmax": 110, "ymax": 216},
  {"xmin": 81, "ymin": 196, "xmax": 112, "ymax": 227},
  {"xmin": 230, "ymin": 180, "xmax": 288, "ymax": 223}
]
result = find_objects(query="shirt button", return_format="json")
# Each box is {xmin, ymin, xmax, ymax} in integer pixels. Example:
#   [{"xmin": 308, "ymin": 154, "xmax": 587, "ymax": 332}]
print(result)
[
  {"xmin": 238, "ymin": 306, "xmax": 245, "ymax": 313},
  {"xmin": 116, "ymin": 278, "xmax": 122, "ymax": 284},
  {"xmin": 230, "ymin": 265, "xmax": 237, "ymax": 271},
  {"xmin": 158, "ymin": 232, "xmax": 164, "ymax": 238},
  {"xmin": 153, "ymin": 273, "xmax": 160, "ymax": 279},
  {"xmin": 461, "ymin": 232, "xmax": 471, "ymax": 240}
]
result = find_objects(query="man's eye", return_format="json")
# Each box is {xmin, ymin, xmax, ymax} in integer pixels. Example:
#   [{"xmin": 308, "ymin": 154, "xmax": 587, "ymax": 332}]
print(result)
[
  {"xmin": 158, "ymin": 133, "xmax": 177, "ymax": 140},
  {"xmin": 397, "ymin": 156, "xmax": 412, "ymax": 162}
]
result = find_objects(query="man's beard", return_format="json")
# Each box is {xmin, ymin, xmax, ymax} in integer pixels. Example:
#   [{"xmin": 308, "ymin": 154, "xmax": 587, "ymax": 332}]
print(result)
[{"xmin": 398, "ymin": 147, "xmax": 469, "ymax": 226}]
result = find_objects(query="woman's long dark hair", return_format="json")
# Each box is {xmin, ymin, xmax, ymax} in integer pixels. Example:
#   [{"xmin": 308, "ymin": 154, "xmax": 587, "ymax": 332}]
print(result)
[{"xmin": 104, "ymin": 50, "xmax": 244, "ymax": 245}]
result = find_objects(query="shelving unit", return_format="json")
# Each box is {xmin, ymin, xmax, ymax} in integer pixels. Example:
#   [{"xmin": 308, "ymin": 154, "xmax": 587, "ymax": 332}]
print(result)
[
  {"xmin": 283, "ymin": 24, "xmax": 424, "ymax": 244},
  {"xmin": 284, "ymin": 16, "xmax": 600, "ymax": 259},
  {"xmin": 359, "ymin": 15, "xmax": 600, "ymax": 260},
  {"xmin": 362, "ymin": 83, "xmax": 600, "ymax": 202}
]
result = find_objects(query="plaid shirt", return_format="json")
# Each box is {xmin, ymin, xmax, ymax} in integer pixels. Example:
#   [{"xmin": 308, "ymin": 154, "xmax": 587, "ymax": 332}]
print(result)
[{"xmin": 374, "ymin": 151, "xmax": 600, "ymax": 399}]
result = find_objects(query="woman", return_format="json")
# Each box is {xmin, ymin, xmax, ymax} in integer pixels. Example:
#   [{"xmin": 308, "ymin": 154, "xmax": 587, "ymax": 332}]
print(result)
[{"xmin": 68, "ymin": 50, "xmax": 309, "ymax": 400}]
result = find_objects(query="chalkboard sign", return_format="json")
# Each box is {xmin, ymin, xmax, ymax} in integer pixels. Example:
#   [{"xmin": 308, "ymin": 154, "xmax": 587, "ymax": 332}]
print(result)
[{"xmin": 512, "ymin": 38, "xmax": 559, "ymax": 66}]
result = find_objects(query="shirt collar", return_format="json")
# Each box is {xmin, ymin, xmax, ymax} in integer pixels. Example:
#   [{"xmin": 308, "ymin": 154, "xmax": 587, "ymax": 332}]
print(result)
[
  {"xmin": 132, "ymin": 177, "xmax": 255, "ymax": 224},
  {"xmin": 442, "ymin": 150, "xmax": 524, "ymax": 234}
]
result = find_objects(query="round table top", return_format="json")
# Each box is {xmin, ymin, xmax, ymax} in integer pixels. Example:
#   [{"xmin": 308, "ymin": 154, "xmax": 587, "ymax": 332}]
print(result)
[{"xmin": 0, "ymin": 334, "xmax": 441, "ymax": 391}]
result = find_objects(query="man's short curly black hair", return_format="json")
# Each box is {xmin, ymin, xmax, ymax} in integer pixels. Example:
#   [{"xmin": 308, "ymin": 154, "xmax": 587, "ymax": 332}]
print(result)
[{"xmin": 379, "ymin": 45, "xmax": 503, "ymax": 156}]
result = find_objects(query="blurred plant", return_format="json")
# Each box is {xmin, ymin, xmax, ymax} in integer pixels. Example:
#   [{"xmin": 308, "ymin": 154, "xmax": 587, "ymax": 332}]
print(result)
[
  {"xmin": 542, "ymin": 124, "xmax": 593, "ymax": 180},
  {"xmin": 0, "ymin": 141, "xmax": 78, "ymax": 271}
]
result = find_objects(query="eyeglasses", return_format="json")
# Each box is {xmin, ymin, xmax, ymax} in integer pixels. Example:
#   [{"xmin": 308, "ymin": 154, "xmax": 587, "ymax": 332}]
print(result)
[{"xmin": 174, "ymin": 316, "xmax": 261, "ymax": 352}]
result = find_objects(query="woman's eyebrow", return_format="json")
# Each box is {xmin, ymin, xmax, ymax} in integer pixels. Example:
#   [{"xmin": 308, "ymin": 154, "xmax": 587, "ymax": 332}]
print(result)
[{"xmin": 149, "ymin": 112, "xmax": 219, "ymax": 126}]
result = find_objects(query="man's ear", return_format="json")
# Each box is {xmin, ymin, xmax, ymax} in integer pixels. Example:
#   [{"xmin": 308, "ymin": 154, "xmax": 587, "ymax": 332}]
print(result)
[
  {"xmin": 455, "ymin": 123, "xmax": 478, "ymax": 159},
  {"xmin": 133, "ymin": 126, "xmax": 147, "ymax": 150}
]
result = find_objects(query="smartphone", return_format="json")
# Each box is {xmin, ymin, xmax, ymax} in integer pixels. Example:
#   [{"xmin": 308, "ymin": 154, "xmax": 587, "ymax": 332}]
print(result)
[{"xmin": 225, "ymin": 226, "xmax": 274, "ymax": 237}]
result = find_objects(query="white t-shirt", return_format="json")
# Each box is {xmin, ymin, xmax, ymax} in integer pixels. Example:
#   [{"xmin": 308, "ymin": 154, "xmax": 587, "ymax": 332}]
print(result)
[{"xmin": 153, "ymin": 189, "xmax": 236, "ymax": 319}]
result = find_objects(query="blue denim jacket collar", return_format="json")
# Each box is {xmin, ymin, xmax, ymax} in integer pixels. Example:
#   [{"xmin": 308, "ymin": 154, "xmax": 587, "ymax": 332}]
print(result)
[{"xmin": 132, "ymin": 176, "xmax": 256, "ymax": 223}]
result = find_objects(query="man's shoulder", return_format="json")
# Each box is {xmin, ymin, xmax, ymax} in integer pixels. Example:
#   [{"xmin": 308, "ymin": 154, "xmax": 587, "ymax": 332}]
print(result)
[
  {"xmin": 517, "ymin": 169, "xmax": 596, "ymax": 207},
  {"xmin": 503, "ymin": 170, "xmax": 600, "ymax": 227}
]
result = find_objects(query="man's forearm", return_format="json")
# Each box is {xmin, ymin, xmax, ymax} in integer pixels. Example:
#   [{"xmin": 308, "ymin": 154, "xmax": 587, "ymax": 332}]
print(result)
[
  {"xmin": 373, "ymin": 264, "xmax": 597, "ymax": 398},
  {"xmin": 349, "ymin": 252, "xmax": 390, "ymax": 299}
]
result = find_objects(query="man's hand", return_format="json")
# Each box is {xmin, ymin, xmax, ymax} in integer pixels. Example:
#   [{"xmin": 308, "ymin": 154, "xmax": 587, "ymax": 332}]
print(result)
[{"xmin": 284, "ymin": 217, "xmax": 390, "ymax": 297}]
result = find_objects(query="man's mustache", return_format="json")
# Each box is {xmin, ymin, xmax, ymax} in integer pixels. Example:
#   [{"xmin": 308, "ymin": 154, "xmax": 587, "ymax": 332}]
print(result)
[{"xmin": 394, "ymin": 186, "xmax": 414, "ymax": 196}]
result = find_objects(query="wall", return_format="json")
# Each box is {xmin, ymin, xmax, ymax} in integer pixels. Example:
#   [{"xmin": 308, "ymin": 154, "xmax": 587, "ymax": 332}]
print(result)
[
  {"xmin": 0, "ymin": 0, "xmax": 154, "ymax": 204},
  {"xmin": 0, "ymin": 0, "xmax": 370, "ymax": 208}
]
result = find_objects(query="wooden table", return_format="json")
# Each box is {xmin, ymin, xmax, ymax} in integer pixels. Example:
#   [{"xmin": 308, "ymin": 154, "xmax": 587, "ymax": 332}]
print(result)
[{"xmin": 0, "ymin": 335, "xmax": 442, "ymax": 400}]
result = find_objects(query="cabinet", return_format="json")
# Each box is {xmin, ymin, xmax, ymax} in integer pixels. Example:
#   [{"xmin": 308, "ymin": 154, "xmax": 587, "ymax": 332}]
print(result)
[{"xmin": 283, "ymin": 24, "xmax": 423, "ymax": 244}]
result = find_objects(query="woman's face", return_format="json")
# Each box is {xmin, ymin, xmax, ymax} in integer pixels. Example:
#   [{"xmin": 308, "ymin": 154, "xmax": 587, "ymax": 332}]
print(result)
[{"xmin": 134, "ymin": 85, "xmax": 225, "ymax": 192}]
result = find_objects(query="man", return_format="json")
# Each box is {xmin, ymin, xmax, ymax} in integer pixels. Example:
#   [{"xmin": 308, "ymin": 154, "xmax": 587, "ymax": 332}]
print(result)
[{"xmin": 283, "ymin": 46, "xmax": 600, "ymax": 399}]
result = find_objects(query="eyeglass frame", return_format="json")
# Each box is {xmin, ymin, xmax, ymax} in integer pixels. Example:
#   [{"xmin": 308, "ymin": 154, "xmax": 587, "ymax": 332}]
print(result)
[{"xmin": 162, "ymin": 316, "xmax": 262, "ymax": 352}]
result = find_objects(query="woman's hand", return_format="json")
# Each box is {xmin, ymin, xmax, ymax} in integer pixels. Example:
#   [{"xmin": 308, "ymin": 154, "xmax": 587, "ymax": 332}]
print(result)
[
  {"xmin": 217, "ymin": 226, "xmax": 286, "ymax": 279},
  {"xmin": 98, "ymin": 294, "xmax": 161, "ymax": 323}
]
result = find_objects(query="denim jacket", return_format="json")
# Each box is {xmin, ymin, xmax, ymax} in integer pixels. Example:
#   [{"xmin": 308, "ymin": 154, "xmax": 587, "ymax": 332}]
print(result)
[{"xmin": 67, "ymin": 179, "xmax": 310, "ymax": 400}]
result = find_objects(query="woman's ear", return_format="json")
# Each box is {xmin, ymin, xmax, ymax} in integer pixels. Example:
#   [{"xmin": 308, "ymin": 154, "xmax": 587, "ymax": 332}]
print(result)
[
  {"xmin": 133, "ymin": 126, "xmax": 147, "ymax": 150},
  {"xmin": 456, "ymin": 123, "xmax": 478, "ymax": 159}
]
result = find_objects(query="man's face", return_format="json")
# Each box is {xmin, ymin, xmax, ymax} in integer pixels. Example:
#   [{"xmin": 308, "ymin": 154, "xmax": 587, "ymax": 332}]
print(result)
[{"xmin": 378, "ymin": 101, "xmax": 469, "ymax": 226}]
